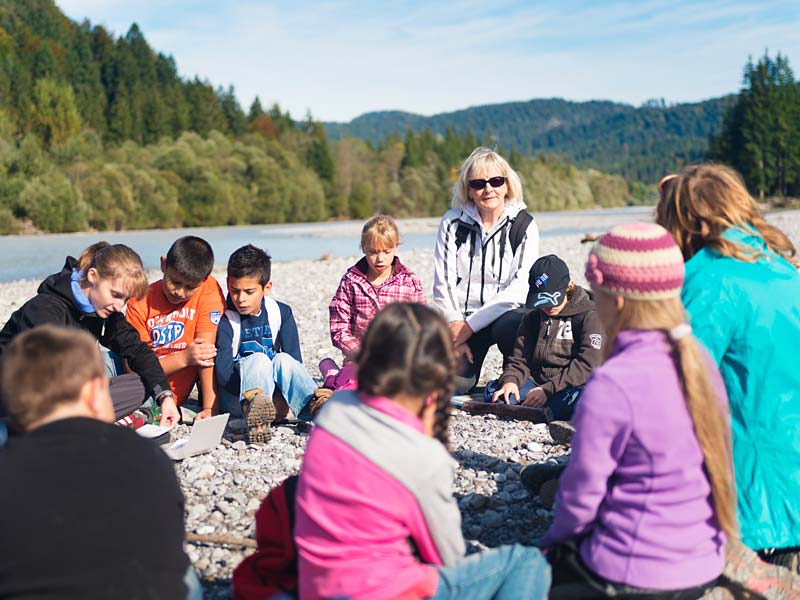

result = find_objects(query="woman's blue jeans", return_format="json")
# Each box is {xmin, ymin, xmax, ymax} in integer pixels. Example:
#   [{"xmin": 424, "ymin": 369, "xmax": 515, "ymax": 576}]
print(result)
[{"xmin": 431, "ymin": 544, "xmax": 550, "ymax": 600}]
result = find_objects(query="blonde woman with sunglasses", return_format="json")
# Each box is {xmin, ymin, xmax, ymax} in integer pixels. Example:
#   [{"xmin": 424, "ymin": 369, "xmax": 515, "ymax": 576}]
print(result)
[{"xmin": 433, "ymin": 147, "xmax": 540, "ymax": 394}]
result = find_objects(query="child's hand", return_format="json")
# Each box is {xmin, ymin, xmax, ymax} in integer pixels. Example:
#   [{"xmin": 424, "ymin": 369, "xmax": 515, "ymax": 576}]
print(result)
[
  {"xmin": 492, "ymin": 382, "xmax": 519, "ymax": 404},
  {"xmin": 522, "ymin": 387, "xmax": 547, "ymax": 408},
  {"xmin": 186, "ymin": 337, "xmax": 217, "ymax": 368},
  {"xmin": 195, "ymin": 408, "xmax": 213, "ymax": 420},
  {"xmin": 158, "ymin": 396, "xmax": 181, "ymax": 429}
]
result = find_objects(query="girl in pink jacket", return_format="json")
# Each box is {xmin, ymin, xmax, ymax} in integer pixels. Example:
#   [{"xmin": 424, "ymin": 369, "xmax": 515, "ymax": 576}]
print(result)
[
  {"xmin": 322, "ymin": 215, "xmax": 424, "ymax": 390},
  {"xmin": 296, "ymin": 303, "xmax": 550, "ymax": 600}
]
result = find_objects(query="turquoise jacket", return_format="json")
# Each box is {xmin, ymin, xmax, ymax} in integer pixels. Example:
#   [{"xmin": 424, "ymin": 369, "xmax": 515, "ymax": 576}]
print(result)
[{"xmin": 682, "ymin": 227, "xmax": 800, "ymax": 551}]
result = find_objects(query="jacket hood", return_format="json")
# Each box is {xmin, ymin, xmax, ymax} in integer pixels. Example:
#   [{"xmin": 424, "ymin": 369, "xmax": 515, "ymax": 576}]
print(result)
[
  {"xmin": 459, "ymin": 199, "xmax": 526, "ymax": 233},
  {"xmin": 37, "ymin": 256, "xmax": 83, "ymax": 314},
  {"xmin": 550, "ymin": 285, "xmax": 594, "ymax": 318}
]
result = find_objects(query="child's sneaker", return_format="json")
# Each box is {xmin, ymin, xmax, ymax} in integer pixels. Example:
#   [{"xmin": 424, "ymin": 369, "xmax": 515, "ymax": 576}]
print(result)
[
  {"xmin": 308, "ymin": 387, "xmax": 333, "ymax": 418},
  {"xmin": 318, "ymin": 357, "xmax": 340, "ymax": 389},
  {"xmin": 242, "ymin": 388, "xmax": 276, "ymax": 444}
]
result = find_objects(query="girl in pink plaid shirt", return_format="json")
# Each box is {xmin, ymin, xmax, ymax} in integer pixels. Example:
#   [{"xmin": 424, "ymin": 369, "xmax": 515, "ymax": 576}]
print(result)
[{"xmin": 323, "ymin": 216, "xmax": 425, "ymax": 389}]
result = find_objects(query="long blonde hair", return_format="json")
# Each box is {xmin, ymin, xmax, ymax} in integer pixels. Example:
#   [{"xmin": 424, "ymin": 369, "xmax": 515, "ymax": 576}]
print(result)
[
  {"xmin": 603, "ymin": 292, "xmax": 738, "ymax": 538},
  {"xmin": 656, "ymin": 163, "xmax": 797, "ymax": 266}
]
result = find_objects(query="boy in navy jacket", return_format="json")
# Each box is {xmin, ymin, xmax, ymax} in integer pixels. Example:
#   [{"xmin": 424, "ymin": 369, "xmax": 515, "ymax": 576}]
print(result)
[{"xmin": 215, "ymin": 245, "xmax": 315, "ymax": 443}]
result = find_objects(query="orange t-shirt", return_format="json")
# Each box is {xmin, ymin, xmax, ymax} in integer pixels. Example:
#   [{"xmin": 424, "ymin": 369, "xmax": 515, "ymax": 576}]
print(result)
[{"xmin": 126, "ymin": 276, "xmax": 226, "ymax": 404}]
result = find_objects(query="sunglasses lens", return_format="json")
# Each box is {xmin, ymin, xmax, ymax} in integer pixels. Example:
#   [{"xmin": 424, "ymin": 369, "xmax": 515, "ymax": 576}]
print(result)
[
  {"xmin": 488, "ymin": 176, "xmax": 506, "ymax": 188},
  {"xmin": 468, "ymin": 179, "xmax": 487, "ymax": 191}
]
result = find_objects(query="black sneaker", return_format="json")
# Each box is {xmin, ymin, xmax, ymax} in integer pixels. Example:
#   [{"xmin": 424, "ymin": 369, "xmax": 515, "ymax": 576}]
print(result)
[
  {"xmin": 242, "ymin": 388, "xmax": 276, "ymax": 444},
  {"xmin": 520, "ymin": 462, "xmax": 564, "ymax": 494},
  {"xmin": 548, "ymin": 420, "xmax": 575, "ymax": 446}
]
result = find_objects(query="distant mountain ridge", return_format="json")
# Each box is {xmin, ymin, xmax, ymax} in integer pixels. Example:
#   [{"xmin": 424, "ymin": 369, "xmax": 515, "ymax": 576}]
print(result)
[{"xmin": 323, "ymin": 96, "xmax": 733, "ymax": 182}]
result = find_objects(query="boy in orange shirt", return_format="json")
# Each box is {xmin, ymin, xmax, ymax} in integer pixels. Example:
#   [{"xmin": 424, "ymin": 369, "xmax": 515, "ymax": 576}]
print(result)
[{"xmin": 127, "ymin": 236, "xmax": 225, "ymax": 419}]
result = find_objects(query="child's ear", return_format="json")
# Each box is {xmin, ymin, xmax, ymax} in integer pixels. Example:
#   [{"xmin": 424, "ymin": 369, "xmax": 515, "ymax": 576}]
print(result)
[
  {"xmin": 81, "ymin": 376, "xmax": 115, "ymax": 423},
  {"xmin": 160, "ymin": 256, "xmax": 168, "ymax": 274},
  {"xmin": 85, "ymin": 267, "xmax": 99, "ymax": 285},
  {"xmin": 263, "ymin": 280, "xmax": 273, "ymax": 294}
]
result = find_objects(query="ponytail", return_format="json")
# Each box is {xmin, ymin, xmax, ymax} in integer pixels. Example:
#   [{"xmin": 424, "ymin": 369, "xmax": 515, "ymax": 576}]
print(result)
[
  {"xmin": 671, "ymin": 333, "xmax": 738, "ymax": 538},
  {"xmin": 77, "ymin": 242, "xmax": 149, "ymax": 300}
]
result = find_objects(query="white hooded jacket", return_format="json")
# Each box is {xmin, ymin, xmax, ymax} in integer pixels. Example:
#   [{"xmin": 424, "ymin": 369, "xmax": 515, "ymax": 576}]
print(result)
[{"xmin": 433, "ymin": 200, "xmax": 539, "ymax": 333}]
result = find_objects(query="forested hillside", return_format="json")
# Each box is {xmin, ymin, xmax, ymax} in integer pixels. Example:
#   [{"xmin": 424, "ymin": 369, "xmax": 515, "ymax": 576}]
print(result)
[
  {"xmin": 324, "ymin": 97, "xmax": 732, "ymax": 183},
  {"xmin": 0, "ymin": 0, "xmax": 648, "ymax": 235}
]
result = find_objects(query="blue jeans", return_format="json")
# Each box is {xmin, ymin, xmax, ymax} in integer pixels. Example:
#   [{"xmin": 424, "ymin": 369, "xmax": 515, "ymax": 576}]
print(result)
[
  {"xmin": 240, "ymin": 353, "xmax": 316, "ymax": 421},
  {"xmin": 184, "ymin": 567, "xmax": 202, "ymax": 600},
  {"xmin": 432, "ymin": 544, "xmax": 550, "ymax": 600}
]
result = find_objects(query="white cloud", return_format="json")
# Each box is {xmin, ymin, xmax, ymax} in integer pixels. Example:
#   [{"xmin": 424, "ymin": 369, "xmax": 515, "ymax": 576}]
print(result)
[{"xmin": 55, "ymin": 0, "xmax": 800, "ymax": 121}]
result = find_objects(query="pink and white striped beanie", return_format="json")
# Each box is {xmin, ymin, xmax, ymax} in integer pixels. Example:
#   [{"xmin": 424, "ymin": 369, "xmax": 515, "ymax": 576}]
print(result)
[{"xmin": 585, "ymin": 222, "xmax": 685, "ymax": 299}]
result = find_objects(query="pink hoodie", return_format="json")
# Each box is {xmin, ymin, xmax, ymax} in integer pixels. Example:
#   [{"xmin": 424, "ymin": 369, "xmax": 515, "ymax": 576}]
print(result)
[{"xmin": 295, "ymin": 395, "xmax": 442, "ymax": 600}]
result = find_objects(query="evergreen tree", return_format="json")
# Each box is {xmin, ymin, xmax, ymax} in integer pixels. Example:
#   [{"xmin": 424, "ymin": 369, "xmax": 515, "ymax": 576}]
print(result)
[
  {"xmin": 248, "ymin": 96, "xmax": 265, "ymax": 122},
  {"xmin": 710, "ymin": 52, "xmax": 800, "ymax": 198},
  {"xmin": 220, "ymin": 85, "xmax": 247, "ymax": 136}
]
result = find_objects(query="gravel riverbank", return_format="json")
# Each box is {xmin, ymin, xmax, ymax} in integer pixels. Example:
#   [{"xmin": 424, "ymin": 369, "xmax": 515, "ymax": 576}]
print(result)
[{"xmin": 2, "ymin": 209, "xmax": 799, "ymax": 597}]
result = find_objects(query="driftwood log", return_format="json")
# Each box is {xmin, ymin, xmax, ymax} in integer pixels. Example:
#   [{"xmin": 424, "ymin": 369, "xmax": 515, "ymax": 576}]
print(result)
[
  {"xmin": 458, "ymin": 401, "xmax": 552, "ymax": 423},
  {"xmin": 186, "ymin": 533, "xmax": 258, "ymax": 549}
]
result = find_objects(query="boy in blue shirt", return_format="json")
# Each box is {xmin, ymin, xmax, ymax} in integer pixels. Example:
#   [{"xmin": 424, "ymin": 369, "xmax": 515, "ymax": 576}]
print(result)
[{"xmin": 215, "ymin": 245, "xmax": 316, "ymax": 443}]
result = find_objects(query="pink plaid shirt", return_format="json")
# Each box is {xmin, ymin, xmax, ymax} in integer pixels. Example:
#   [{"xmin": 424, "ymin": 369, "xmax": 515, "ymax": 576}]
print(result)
[{"xmin": 329, "ymin": 257, "xmax": 425, "ymax": 357}]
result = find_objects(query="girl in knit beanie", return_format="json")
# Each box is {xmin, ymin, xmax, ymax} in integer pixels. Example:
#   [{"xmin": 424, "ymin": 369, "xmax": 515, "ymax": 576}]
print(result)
[{"xmin": 540, "ymin": 222, "xmax": 736, "ymax": 597}]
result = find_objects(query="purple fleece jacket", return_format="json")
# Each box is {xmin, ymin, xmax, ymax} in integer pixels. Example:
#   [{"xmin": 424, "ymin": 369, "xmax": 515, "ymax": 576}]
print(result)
[{"xmin": 540, "ymin": 329, "xmax": 727, "ymax": 589}]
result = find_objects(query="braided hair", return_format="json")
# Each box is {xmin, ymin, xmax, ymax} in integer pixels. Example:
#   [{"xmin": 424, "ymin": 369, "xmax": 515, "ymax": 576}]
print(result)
[{"xmin": 355, "ymin": 303, "xmax": 456, "ymax": 447}]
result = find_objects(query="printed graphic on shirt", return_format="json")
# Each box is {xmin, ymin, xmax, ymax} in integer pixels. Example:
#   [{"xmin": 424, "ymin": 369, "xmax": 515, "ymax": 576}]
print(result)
[
  {"xmin": 145, "ymin": 307, "xmax": 197, "ymax": 349},
  {"xmin": 557, "ymin": 320, "xmax": 573, "ymax": 340},
  {"xmin": 210, "ymin": 311, "xmax": 221, "ymax": 325},
  {"xmin": 150, "ymin": 321, "xmax": 186, "ymax": 348},
  {"xmin": 590, "ymin": 333, "xmax": 602, "ymax": 350},
  {"xmin": 238, "ymin": 323, "xmax": 275, "ymax": 360}
]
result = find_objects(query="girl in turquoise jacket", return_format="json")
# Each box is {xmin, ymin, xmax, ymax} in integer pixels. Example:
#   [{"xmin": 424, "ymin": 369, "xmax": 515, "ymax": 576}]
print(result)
[{"xmin": 658, "ymin": 164, "xmax": 800, "ymax": 571}]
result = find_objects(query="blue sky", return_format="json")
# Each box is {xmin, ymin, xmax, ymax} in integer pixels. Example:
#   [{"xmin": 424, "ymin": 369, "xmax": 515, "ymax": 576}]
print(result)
[{"xmin": 56, "ymin": 0, "xmax": 800, "ymax": 122}]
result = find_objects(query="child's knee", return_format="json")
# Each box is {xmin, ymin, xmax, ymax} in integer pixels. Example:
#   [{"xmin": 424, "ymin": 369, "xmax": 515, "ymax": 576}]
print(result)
[{"xmin": 272, "ymin": 352, "xmax": 300, "ymax": 373}]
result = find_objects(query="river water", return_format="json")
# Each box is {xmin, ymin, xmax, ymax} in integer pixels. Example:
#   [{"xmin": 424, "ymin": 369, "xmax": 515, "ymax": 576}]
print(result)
[{"xmin": 0, "ymin": 206, "xmax": 654, "ymax": 282}]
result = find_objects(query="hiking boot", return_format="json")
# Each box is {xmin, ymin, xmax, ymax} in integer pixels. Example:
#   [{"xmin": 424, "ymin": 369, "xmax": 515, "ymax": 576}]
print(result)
[
  {"xmin": 539, "ymin": 478, "xmax": 560, "ymax": 510},
  {"xmin": 520, "ymin": 462, "xmax": 564, "ymax": 494},
  {"xmin": 548, "ymin": 420, "xmax": 575, "ymax": 446},
  {"xmin": 308, "ymin": 387, "xmax": 333, "ymax": 418},
  {"xmin": 242, "ymin": 388, "xmax": 276, "ymax": 444}
]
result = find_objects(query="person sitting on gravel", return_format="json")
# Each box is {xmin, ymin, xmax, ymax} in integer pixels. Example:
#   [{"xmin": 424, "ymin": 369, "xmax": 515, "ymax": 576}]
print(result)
[
  {"xmin": 321, "ymin": 214, "xmax": 425, "ymax": 393},
  {"xmin": 489, "ymin": 254, "xmax": 603, "ymax": 437},
  {"xmin": 0, "ymin": 242, "xmax": 180, "ymax": 440},
  {"xmin": 0, "ymin": 325, "xmax": 200, "ymax": 599},
  {"xmin": 433, "ymin": 147, "xmax": 540, "ymax": 395},
  {"xmin": 658, "ymin": 164, "xmax": 800, "ymax": 572},
  {"xmin": 126, "ymin": 236, "xmax": 225, "ymax": 421},
  {"xmin": 214, "ymin": 245, "xmax": 316, "ymax": 444},
  {"xmin": 539, "ymin": 223, "xmax": 735, "ymax": 598},
  {"xmin": 295, "ymin": 302, "xmax": 551, "ymax": 600}
]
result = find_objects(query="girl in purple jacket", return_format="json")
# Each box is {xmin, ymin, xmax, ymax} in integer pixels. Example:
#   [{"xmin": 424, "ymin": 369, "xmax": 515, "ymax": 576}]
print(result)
[{"xmin": 540, "ymin": 223, "xmax": 736, "ymax": 598}]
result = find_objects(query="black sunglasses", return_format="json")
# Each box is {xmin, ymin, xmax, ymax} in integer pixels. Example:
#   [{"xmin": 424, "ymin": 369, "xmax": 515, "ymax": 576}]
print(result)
[{"xmin": 468, "ymin": 176, "xmax": 506, "ymax": 191}]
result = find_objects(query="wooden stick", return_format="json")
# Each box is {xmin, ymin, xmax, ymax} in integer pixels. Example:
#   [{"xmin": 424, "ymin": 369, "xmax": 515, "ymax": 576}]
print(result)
[
  {"xmin": 458, "ymin": 401, "xmax": 552, "ymax": 423},
  {"xmin": 186, "ymin": 533, "xmax": 258, "ymax": 549}
]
